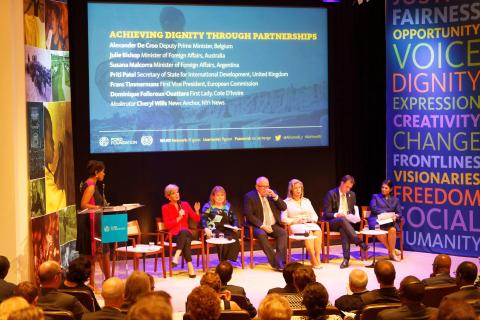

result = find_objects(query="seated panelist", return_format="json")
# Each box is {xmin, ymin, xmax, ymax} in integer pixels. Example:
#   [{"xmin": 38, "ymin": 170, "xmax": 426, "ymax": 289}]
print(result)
[
  {"xmin": 369, "ymin": 179, "xmax": 403, "ymax": 261},
  {"xmin": 322, "ymin": 175, "xmax": 368, "ymax": 269},
  {"xmin": 281, "ymin": 179, "xmax": 322, "ymax": 269},
  {"xmin": 201, "ymin": 186, "xmax": 241, "ymax": 262},
  {"xmin": 244, "ymin": 176, "xmax": 287, "ymax": 271},
  {"xmin": 162, "ymin": 184, "xmax": 200, "ymax": 278}
]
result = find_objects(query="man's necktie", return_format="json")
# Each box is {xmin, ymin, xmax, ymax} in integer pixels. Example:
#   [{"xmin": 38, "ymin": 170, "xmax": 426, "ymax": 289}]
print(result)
[
  {"xmin": 341, "ymin": 193, "xmax": 348, "ymax": 214},
  {"xmin": 262, "ymin": 197, "xmax": 272, "ymax": 226}
]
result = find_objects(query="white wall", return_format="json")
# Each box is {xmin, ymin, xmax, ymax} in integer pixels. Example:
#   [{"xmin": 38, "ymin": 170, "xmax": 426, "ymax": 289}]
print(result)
[{"xmin": 0, "ymin": 0, "xmax": 31, "ymax": 282}]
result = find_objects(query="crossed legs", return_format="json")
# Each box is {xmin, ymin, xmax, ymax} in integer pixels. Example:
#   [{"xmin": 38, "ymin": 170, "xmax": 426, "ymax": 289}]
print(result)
[{"xmin": 328, "ymin": 217, "xmax": 365, "ymax": 260}]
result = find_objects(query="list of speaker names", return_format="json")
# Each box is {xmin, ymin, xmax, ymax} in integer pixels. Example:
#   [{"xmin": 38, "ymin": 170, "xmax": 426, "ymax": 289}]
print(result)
[{"xmin": 107, "ymin": 40, "xmax": 289, "ymax": 108}]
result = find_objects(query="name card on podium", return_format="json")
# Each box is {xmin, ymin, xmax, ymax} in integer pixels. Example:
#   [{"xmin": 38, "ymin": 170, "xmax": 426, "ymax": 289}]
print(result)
[{"xmin": 101, "ymin": 213, "xmax": 128, "ymax": 243}]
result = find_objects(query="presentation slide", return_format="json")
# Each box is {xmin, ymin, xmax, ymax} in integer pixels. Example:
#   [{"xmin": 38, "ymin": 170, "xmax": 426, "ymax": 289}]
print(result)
[{"xmin": 88, "ymin": 3, "xmax": 328, "ymax": 153}]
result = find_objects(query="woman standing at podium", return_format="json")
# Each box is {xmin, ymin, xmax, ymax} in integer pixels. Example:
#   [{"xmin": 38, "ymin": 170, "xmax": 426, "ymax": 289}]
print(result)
[
  {"xmin": 77, "ymin": 160, "xmax": 110, "ymax": 287},
  {"xmin": 162, "ymin": 184, "xmax": 200, "ymax": 278}
]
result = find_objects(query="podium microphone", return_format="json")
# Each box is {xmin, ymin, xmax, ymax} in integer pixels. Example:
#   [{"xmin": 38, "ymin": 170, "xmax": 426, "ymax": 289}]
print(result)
[{"xmin": 102, "ymin": 183, "xmax": 110, "ymax": 206}]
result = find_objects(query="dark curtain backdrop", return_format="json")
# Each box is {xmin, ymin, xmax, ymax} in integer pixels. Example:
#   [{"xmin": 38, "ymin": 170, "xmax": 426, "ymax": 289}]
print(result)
[{"xmin": 69, "ymin": 0, "xmax": 386, "ymax": 233}]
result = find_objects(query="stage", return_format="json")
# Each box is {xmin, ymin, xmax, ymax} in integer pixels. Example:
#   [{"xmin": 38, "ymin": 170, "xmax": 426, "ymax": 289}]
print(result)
[{"xmin": 93, "ymin": 244, "xmax": 478, "ymax": 314}]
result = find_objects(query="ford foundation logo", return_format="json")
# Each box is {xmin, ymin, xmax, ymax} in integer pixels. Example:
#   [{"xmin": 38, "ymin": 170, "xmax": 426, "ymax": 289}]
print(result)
[
  {"xmin": 141, "ymin": 135, "xmax": 153, "ymax": 146},
  {"xmin": 104, "ymin": 226, "xmax": 110, "ymax": 233},
  {"xmin": 99, "ymin": 136, "xmax": 110, "ymax": 147}
]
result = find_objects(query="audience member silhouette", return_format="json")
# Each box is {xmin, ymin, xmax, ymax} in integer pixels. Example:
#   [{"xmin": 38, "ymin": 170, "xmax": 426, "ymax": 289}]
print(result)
[
  {"xmin": 422, "ymin": 254, "xmax": 456, "ymax": 286},
  {"xmin": 258, "ymin": 293, "xmax": 292, "ymax": 320},
  {"xmin": 335, "ymin": 269, "xmax": 369, "ymax": 312},
  {"xmin": 377, "ymin": 276, "xmax": 438, "ymax": 320},
  {"xmin": 0, "ymin": 256, "xmax": 15, "ymax": 303},
  {"xmin": 443, "ymin": 261, "xmax": 480, "ymax": 302},
  {"xmin": 36, "ymin": 261, "xmax": 86, "ymax": 320}
]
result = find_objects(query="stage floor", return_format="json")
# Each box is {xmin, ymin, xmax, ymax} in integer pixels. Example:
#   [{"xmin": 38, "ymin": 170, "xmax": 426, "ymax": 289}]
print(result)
[{"xmin": 95, "ymin": 244, "xmax": 478, "ymax": 315}]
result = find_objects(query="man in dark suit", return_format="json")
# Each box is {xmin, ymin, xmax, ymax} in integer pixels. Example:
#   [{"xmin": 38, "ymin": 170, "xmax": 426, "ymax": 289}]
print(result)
[
  {"xmin": 37, "ymin": 261, "xmax": 87, "ymax": 320},
  {"xmin": 244, "ymin": 176, "xmax": 288, "ymax": 271},
  {"xmin": 13, "ymin": 281, "xmax": 39, "ymax": 304},
  {"xmin": 0, "ymin": 256, "xmax": 16, "ymax": 302},
  {"xmin": 443, "ymin": 261, "xmax": 480, "ymax": 301},
  {"xmin": 422, "ymin": 254, "xmax": 456, "ymax": 286},
  {"xmin": 322, "ymin": 175, "xmax": 368, "ymax": 268},
  {"xmin": 82, "ymin": 277, "xmax": 125, "ymax": 320},
  {"xmin": 360, "ymin": 260, "xmax": 400, "ymax": 309},
  {"xmin": 267, "ymin": 262, "xmax": 301, "ymax": 295},
  {"xmin": 377, "ymin": 276, "xmax": 438, "ymax": 320},
  {"xmin": 216, "ymin": 261, "xmax": 256, "ymax": 318},
  {"xmin": 472, "ymin": 300, "xmax": 480, "ymax": 316},
  {"xmin": 437, "ymin": 299, "xmax": 478, "ymax": 320},
  {"xmin": 335, "ymin": 269, "xmax": 369, "ymax": 312}
]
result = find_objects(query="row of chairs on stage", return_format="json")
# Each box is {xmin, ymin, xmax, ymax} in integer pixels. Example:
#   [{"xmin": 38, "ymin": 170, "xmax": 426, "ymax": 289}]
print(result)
[
  {"xmin": 47, "ymin": 285, "xmax": 478, "ymax": 320},
  {"xmin": 110, "ymin": 206, "xmax": 405, "ymax": 278}
]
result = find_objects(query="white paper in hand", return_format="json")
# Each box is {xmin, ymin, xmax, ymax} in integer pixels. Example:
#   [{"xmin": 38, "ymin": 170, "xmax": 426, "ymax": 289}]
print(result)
[
  {"xmin": 213, "ymin": 215, "xmax": 223, "ymax": 223},
  {"xmin": 377, "ymin": 212, "xmax": 395, "ymax": 225},
  {"xmin": 342, "ymin": 311, "xmax": 356, "ymax": 320},
  {"xmin": 345, "ymin": 206, "xmax": 361, "ymax": 224}
]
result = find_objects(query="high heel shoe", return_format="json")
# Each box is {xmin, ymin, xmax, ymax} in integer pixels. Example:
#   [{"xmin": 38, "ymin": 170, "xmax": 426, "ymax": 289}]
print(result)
[
  {"xmin": 188, "ymin": 273, "xmax": 196, "ymax": 278},
  {"xmin": 389, "ymin": 254, "xmax": 401, "ymax": 262},
  {"xmin": 172, "ymin": 261, "xmax": 178, "ymax": 268}
]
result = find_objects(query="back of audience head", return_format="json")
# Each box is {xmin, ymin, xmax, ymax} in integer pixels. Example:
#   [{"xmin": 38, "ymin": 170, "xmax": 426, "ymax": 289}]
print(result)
[
  {"xmin": 374, "ymin": 260, "xmax": 396, "ymax": 286},
  {"xmin": 302, "ymin": 282, "xmax": 329, "ymax": 319},
  {"xmin": 185, "ymin": 285, "xmax": 220, "ymax": 320},
  {"xmin": 147, "ymin": 273, "xmax": 155, "ymax": 291},
  {"xmin": 349, "ymin": 269, "xmax": 368, "ymax": 293},
  {"xmin": 6, "ymin": 306, "xmax": 44, "ymax": 320},
  {"xmin": 0, "ymin": 256, "xmax": 10, "ymax": 280},
  {"xmin": 37, "ymin": 261, "xmax": 62, "ymax": 287},
  {"xmin": 215, "ymin": 261, "xmax": 233, "ymax": 286},
  {"xmin": 126, "ymin": 295, "xmax": 172, "ymax": 320},
  {"xmin": 65, "ymin": 256, "xmax": 91, "ymax": 284},
  {"xmin": 437, "ymin": 299, "xmax": 477, "ymax": 320},
  {"xmin": 102, "ymin": 277, "xmax": 124, "ymax": 308},
  {"xmin": 258, "ymin": 294, "xmax": 292, "ymax": 320},
  {"xmin": 432, "ymin": 254, "xmax": 452, "ymax": 275},
  {"xmin": 13, "ymin": 282, "xmax": 38, "ymax": 305},
  {"xmin": 124, "ymin": 271, "xmax": 151, "ymax": 306},
  {"xmin": 283, "ymin": 262, "xmax": 301, "ymax": 287},
  {"xmin": 293, "ymin": 265, "xmax": 316, "ymax": 292},
  {"xmin": 138, "ymin": 291, "xmax": 172, "ymax": 307},
  {"xmin": 398, "ymin": 276, "xmax": 425, "ymax": 303},
  {"xmin": 0, "ymin": 297, "xmax": 30, "ymax": 320},
  {"xmin": 455, "ymin": 261, "xmax": 477, "ymax": 286},
  {"xmin": 200, "ymin": 271, "xmax": 222, "ymax": 293}
]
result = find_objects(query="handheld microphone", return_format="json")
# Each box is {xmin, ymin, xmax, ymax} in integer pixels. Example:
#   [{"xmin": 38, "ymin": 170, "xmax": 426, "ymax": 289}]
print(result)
[{"xmin": 178, "ymin": 200, "xmax": 186, "ymax": 216}]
